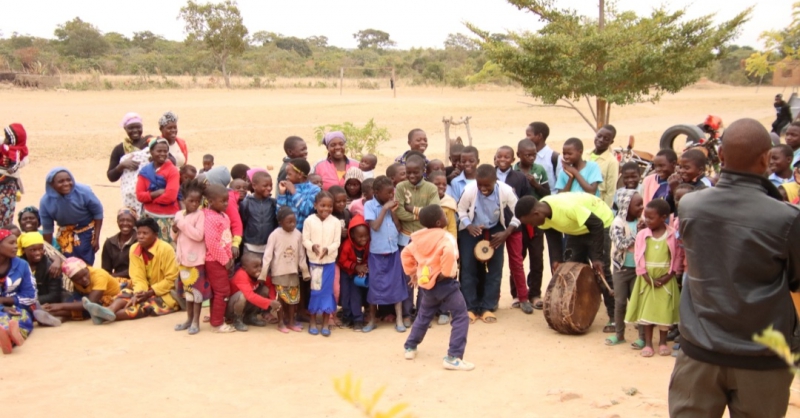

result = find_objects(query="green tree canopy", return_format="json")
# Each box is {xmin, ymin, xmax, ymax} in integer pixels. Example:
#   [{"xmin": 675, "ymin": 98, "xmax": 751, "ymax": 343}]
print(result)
[
  {"xmin": 745, "ymin": 3, "xmax": 800, "ymax": 84},
  {"xmin": 353, "ymin": 29, "xmax": 395, "ymax": 50},
  {"xmin": 275, "ymin": 36, "xmax": 312, "ymax": 58},
  {"xmin": 468, "ymin": 1, "xmax": 750, "ymax": 131},
  {"xmin": 54, "ymin": 17, "xmax": 110, "ymax": 59},
  {"xmin": 179, "ymin": 0, "xmax": 248, "ymax": 88}
]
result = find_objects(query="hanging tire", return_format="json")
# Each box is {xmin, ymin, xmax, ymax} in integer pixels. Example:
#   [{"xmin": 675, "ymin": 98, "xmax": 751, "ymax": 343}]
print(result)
[{"xmin": 659, "ymin": 124, "xmax": 705, "ymax": 152}]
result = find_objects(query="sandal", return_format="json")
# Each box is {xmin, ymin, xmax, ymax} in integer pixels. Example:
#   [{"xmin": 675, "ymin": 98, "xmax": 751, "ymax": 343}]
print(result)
[
  {"xmin": 188, "ymin": 326, "xmax": 200, "ymax": 335},
  {"xmin": 481, "ymin": 311, "xmax": 497, "ymax": 324},
  {"xmin": 631, "ymin": 339, "xmax": 645, "ymax": 350},
  {"xmin": 532, "ymin": 297, "xmax": 544, "ymax": 310},
  {"xmin": 288, "ymin": 324, "xmax": 303, "ymax": 332},
  {"xmin": 277, "ymin": 326, "xmax": 290, "ymax": 334},
  {"xmin": 403, "ymin": 317, "xmax": 412, "ymax": 328},
  {"xmin": 308, "ymin": 327, "xmax": 319, "ymax": 336},
  {"xmin": 658, "ymin": 345, "xmax": 671, "ymax": 356},
  {"xmin": 321, "ymin": 327, "xmax": 331, "ymax": 337},
  {"xmin": 602, "ymin": 321, "xmax": 615, "ymax": 333},
  {"xmin": 605, "ymin": 336, "xmax": 625, "ymax": 346},
  {"xmin": 468, "ymin": 312, "xmax": 478, "ymax": 324},
  {"xmin": 640, "ymin": 347, "xmax": 655, "ymax": 357}
]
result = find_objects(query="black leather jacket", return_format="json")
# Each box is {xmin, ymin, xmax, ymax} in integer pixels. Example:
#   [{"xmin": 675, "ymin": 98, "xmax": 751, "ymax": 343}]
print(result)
[{"xmin": 679, "ymin": 170, "xmax": 800, "ymax": 370}]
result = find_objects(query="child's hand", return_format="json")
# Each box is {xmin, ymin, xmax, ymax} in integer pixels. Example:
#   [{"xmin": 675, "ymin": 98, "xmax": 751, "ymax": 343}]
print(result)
[
  {"xmin": 562, "ymin": 162, "xmax": 578, "ymax": 178},
  {"xmin": 466, "ymin": 224, "xmax": 483, "ymax": 237},
  {"xmin": 225, "ymin": 259, "xmax": 234, "ymax": 271},
  {"xmin": 383, "ymin": 200, "xmax": 398, "ymax": 211},
  {"xmin": 408, "ymin": 275, "xmax": 417, "ymax": 286},
  {"xmin": 355, "ymin": 264, "xmax": 368, "ymax": 276},
  {"xmin": 231, "ymin": 246, "xmax": 240, "ymax": 260},
  {"xmin": 637, "ymin": 220, "xmax": 646, "ymax": 230},
  {"xmin": 151, "ymin": 189, "xmax": 166, "ymax": 199},
  {"xmin": 172, "ymin": 224, "xmax": 180, "ymax": 234},
  {"xmin": 312, "ymin": 244, "xmax": 321, "ymax": 256},
  {"xmin": 284, "ymin": 181, "xmax": 296, "ymax": 194},
  {"xmin": 320, "ymin": 248, "xmax": 329, "ymax": 259},
  {"xmin": 525, "ymin": 173, "xmax": 540, "ymax": 187},
  {"xmin": 668, "ymin": 173, "xmax": 682, "ymax": 191},
  {"xmin": 490, "ymin": 230, "xmax": 511, "ymax": 248}
]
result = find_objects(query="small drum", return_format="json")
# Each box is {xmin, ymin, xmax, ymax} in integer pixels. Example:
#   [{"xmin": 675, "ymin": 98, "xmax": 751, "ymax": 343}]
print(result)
[
  {"xmin": 543, "ymin": 262, "xmax": 601, "ymax": 335},
  {"xmin": 474, "ymin": 240, "xmax": 494, "ymax": 262}
]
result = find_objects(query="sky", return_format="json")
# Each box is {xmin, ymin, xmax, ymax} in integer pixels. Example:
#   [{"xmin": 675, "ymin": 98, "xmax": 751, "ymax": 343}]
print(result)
[{"xmin": 2, "ymin": 0, "xmax": 795, "ymax": 50}]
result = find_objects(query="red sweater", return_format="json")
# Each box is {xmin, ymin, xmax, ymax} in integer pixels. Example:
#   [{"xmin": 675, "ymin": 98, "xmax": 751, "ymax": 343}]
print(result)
[
  {"xmin": 230, "ymin": 269, "xmax": 275, "ymax": 310},
  {"xmin": 337, "ymin": 214, "xmax": 370, "ymax": 275},
  {"xmin": 136, "ymin": 160, "xmax": 180, "ymax": 215},
  {"xmin": 226, "ymin": 190, "xmax": 243, "ymax": 238}
]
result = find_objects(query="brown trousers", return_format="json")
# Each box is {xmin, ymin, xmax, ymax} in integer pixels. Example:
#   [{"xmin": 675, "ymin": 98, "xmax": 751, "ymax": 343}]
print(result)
[{"xmin": 668, "ymin": 351, "xmax": 794, "ymax": 418}]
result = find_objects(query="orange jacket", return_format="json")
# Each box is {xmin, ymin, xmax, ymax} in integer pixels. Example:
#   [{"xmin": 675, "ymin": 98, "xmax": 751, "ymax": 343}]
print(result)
[{"xmin": 401, "ymin": 227, "xmax": 459, "ymax": 289}]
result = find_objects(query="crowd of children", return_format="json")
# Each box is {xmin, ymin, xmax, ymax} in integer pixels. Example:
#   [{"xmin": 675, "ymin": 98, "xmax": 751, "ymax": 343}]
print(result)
[{"xmin": 7, "ymin": 114, "xmax": 800, "ymax": 371}]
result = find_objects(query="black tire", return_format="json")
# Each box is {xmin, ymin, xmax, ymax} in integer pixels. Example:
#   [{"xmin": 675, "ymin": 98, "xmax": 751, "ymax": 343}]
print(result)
[{"xmin": 659, "ymin": 124, "xmax": 705, "ymax": 152}]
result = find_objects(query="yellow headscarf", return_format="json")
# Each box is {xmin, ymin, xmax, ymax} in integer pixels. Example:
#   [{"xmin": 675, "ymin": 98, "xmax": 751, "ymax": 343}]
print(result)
[{"xmin": 17, "ymin": 231, "xmax": 45, "ymax": 256}]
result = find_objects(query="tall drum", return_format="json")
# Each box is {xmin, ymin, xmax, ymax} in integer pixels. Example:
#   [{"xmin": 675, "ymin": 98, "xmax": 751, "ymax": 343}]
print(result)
[{"xmin": 543, "ymin": 262, "xmax": 601, "ymax": 335}]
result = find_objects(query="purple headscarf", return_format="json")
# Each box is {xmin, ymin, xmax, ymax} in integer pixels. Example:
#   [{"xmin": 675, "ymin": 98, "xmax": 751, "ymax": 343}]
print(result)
[
  {"xmin": 121, "ymin": 112, "xmax": 142, "ymax": 128},
  {"xmin": 323, "ymin": 131, "xmax": 346, "ymax": 147}
]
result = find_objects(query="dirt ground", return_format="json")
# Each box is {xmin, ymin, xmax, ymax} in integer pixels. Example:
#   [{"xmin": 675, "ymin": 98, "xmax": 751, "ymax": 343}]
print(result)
[{"xmin": 1, "ymin": 83, "xmax": 799, "ymax": 418}]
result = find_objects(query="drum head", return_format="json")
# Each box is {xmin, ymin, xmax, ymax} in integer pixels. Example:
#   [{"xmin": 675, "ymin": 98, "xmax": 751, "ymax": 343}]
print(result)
[
  {"xmin": 474, "ymin": 240, "xmax": 494, "ymax": 262},
  {"xmin": 543, "ymin": 262, "xmax": 602, "ymax": 335}
]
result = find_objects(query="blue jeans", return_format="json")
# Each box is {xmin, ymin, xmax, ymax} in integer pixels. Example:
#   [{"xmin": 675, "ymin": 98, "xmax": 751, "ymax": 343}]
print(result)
[
  {"xmin": 404, "ymin": 279, "xmax": 469, "ymax": 358},
  {"xmin": 458, "ymin": 224, "xmax": 505, "ymax": 315}
]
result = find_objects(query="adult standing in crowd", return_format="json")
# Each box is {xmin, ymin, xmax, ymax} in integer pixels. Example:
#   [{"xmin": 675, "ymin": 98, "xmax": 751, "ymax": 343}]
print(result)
[
  {"xmin": 669, "ymin": 118, "xmax": 800, "ymax": 418},
  {"xmin": 772, "ymin": 94, "xmax": 793, "ymax": 136},
  {"xmin": 0, "ymin": 124, "xmax": 29, "ymax": 226},
  {"xmin": 312, "ymin": 131, "xmax": 359, "ymax": 191},
  {"xmin": 159, "ymin": 111, "xmax": 188, "ymax": 168},
  {"xmin": 136, "ymin": 138, "xmax": 180, "ymax": 245},
  {"xmin": 107, "ymin": 113, "xmax": 150, "ymax": 213}
]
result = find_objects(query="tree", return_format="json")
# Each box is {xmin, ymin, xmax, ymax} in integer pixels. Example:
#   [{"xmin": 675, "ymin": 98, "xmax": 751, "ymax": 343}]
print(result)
[
  {"xmin": 178, "ymin": 0, "xmax": 249, "ymax": 88},
  {"xmin": 468, "ymin": 1, "xmax": 750, "ymax": 131},
  {"xmin": 444, "ymin": 33, "xmax": 478, "ymax": 51},
  {"xmin": 275, "ymin": 36, "xmax": 312, "ymax": 58},
  {"xmin": 307, "ymin": 35, "xmax": 329, "ymax": 48},
  {"xmin": 353, "ymin": 29, "xmax": 395, "ymax": 50},
  {"xmin": 250, "ymin": 30, "xmax": 280, "ymax": 46},
  {"xmin": 746, "ymin": 3, "xmax": 800, "ymax": 89},
  {"xmin": 105, "ymin": 32, "xmax": 131, "ymax": 51},
  {"xmin": 54, "ymin": 17, "xmax": 110, "ymax": 59},
  {"xmin": 314, "ymin": 119, "xmax": 391, "ymax": 159},
  {"xmin": 132, "ymin": 31, "xmax": 163, "ymax": 52}
]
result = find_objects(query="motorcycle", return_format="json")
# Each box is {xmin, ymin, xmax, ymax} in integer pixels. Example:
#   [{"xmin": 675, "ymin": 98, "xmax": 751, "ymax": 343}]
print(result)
[
  {"xmin": 612, "ymin": 135, "xmax": 653, "ymax": 186},
  {"xmin": 659, "ymin": 115, "xmax": 722, "ymax": 176}
]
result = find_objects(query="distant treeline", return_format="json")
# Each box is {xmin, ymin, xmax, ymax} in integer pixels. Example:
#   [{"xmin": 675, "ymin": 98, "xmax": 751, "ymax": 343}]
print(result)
[{"xmin": 0, "ymin": 17, "xmax": 760, "ymax": 88}]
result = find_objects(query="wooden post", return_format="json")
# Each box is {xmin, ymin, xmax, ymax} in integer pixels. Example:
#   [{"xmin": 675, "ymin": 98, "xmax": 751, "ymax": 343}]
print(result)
[
  {"xmin": 339, "ymin": 67, "xmax": 344, "ymax": 96},
  {"xmin": 443, "ymin": 117, "xmax": 452, "ymax": 161},
  {"xmin": 464, "ymin": 116, "xmax": 473, "ymax": 146},
  {"xmin": 391, "ymin": 67, "xmax": 396, "ymax": 98}
]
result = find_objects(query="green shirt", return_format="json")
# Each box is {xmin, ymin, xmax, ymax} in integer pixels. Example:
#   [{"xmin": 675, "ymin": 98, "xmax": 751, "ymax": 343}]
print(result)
[
  {"xmin": 540, "ymin": 193, "xmax": 613, "ymax": 236},
  {"xmin": 395, "ymin": 180, "xmax": 440, "ymax": 245},
  {"xmin": 513, "ymin": 162, "xmax": 549, "ymax": 200}
]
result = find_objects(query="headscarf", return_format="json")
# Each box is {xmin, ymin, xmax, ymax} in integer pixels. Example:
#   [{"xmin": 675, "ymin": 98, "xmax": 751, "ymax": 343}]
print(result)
[
  {"xmin": 149, "ymin": 137, "xmax": 169, "ymax": 150},
  {"xmin": 344, "ymin": 167, "xmax": 364, "ymax": 183},
  {"xmin": 158, "ymin": 111, "xmax": 178, "ymax": 128},
  {"xmin": 18, "ymin": 232, "xmax": 44, "ymax": 250},
  {"xmin": 17, "ymin": 206, "xmax": 40, "ymax": 226},
  {"xmin": 61, "ymin": 257, "xmax": 87, "ymax": 278},
  {"xmin": 205, "ymin": 166, "xmax": 232, "ymax": 187},
  {"xmin": 121, "ymin": 113, "xmax": 143, "ymax": 154},
  {"xmin": 246, "ymin": 168, "xmax": 267, "ymax": 182},
  {"xmin": 117, "ymin": 207, "xmax": 139, "ymax": 221},
  {"xmin": 323, "ymin": 131, "xmax": 346, "ymax": 147},
  {"xmin": 3, "ymin": 123, "xmax": 28, "ymax": 162},
  {"xmin": 0, "ymin": 229, "xmax": 13, "ymax": 244}
]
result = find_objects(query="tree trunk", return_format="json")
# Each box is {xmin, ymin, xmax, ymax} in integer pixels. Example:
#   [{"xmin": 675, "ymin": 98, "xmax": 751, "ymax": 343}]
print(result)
[
  {"xmin": 596, "ymin": 97, "xmax": 607, "ymax": 129},
  {"xmin": 221, "ymin": 56, "xmax": 230, "ymax": 89}
]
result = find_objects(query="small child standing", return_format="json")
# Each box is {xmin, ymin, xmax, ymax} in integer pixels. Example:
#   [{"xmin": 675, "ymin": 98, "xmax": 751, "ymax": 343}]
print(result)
[
  {"xmin": 276, "ymin": 136, "xmax": 308, "ymax": 197},
  {"xmin": 359, "ymin": 154, "xmax": 377, "ymax": 179},
  {"xmin": 606, "ymin": 189, "xmax": 645, "ymax": 347},
  {"xmin": 363, "ymin": 176, "xmax": 407, "ymax": 333},
  {"xmin": 329, "ymin": 186, "xmax": 352, "ymax": 240},
  {"xmin": 230, "ymin": 179, "xmax": 248, "ymax": 203},
  {"xmin": 239, "ymin": 171, "xmax": 277, "ymax": 255},
  {"xmin": 642, "ymin": 149, "xmax": 678, "ymax": 208},
  {"xmin": 203, "ymin": 184, "xmax": 235, "ymax": 333},
  {"xmin": 446, "ymin": 143, "xmax": 464, "ymax": 184},
  {"xmin": 585, "ymin": 126, "xmax": 619, "ymax": 207},
  {"xmin": 260, "ymin": 207, "xmax": 310, "ymax": 333},
  {"xmin": 172, "ymin": 182, "xmax": 209, "ymax": 335},
  {"xmin": 612, "ymin": 162, "xmax": 642, "ymax": 214},
  {"xmin": 554, "ymin": 138, "xmax": 603, "ymax": 196},
  {"xmin": 348, "ymin": 178, "xmax": 373, "ymax": 217},
  {"xmin": 625, "ymin": 199, "xmax": 683, "ymax": 357},
  {"xmin": 447, "ymin": 146, "xmax": 480, "ymax": 202},
  {"xmin": 402, "ymin": 204, "xmax": 473, "ymax": 371},
  {"xmin": 344, "ymin": 167, "xmax": 364, "ymax": 206},
  {"xmin": 302, "ymin": 191, "xmax": 341, "ymax": 336},
  {"xmin": 429, "ymin": 171, "xmax": 457, "ymax": 239},
  {"xmin": 201, "ymin": 154, "xmax": 214, "ymax": 174},
  {"xmin": 669, "ymin": 149, "xmax": 713, "ymax": 191},
  {"xmin": 769, "ymin": 144, "xmax": 794, "ymax": 187},
  {"xmin": 277, "ymin": 158, "xmax": 320, "ymax": 232},
  {"xmin": 337, "ymin": 214, "xmax": 371, "ymax": 331}
]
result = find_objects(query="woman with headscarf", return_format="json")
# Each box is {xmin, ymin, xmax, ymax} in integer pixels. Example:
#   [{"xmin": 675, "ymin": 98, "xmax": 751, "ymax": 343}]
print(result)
[
  {"xmin": 108, "ymin": 113, "xmax": 150, "ymax": 213},
  {"xmin": 101, "ymin": 208, "xmax": 138, "ymax": 283},
  {"xmin": 0, "ymin": 229, "xmax": 35, "ymax": 354},
  {"xmin": 0, "ymin": 124, "xmax": 29, "ymax": 226},
  {"xmin": 159, "ymin": 111, "xmax": 189, "ymax": 168},
  {"xmin": 39, "ymin": 168, "xmax": 104, "ymax": 266},
  {"xmin": 41, "ymin": 257, "xmax": 121, "ymax": 323},
  {"xmin": 312, "ymin": 131, "xmax": 359, "ymax": 191},
  {"xmin": 137, "ymin": 138, "xmax": 180, "ymax": 245},
  {"xmin": 202, "ymin": 166, "xmax": 243, "ymax": 259}
]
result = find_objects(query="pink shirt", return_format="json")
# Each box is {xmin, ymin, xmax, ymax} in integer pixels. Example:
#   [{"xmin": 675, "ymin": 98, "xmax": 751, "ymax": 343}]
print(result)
[
  {"xmin": 312, "ymin": 157, "xmax": 359, "ymax": 191},
  {"xmin": 173, "ymin": 209, "xmax": 205, "ymax": 267},
  {"xmin": 348, "ymin": 198, "xmax": 365, "ymax": 217},
  {"xmin": 203, "ymin": 208, "xmax": 232, "ymax": 265},
  {"xmin": 634, "ymin": 225, "xmax": 684, "ymax": 276}
]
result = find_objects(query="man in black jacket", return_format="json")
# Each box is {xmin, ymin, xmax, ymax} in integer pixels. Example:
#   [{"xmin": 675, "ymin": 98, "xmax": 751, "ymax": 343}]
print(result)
[
  {"xmin": 669, "ymin": 118, "xmax": 800, "ymax": 418},
  {"xmin": 773, "ymin": 93, "xmax": 793, "ymax": 135}
]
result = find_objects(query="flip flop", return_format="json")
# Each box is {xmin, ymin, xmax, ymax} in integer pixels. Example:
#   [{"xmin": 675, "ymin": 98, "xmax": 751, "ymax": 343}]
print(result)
[
  {"xmin": 188, "ymin": 326, "xmax": 200, "ymax": 335},
  {"xmin": 605, "ymin": 336, "xmax": 625, "ymax": 346},
  {"xmin": 308, "ymin": 327, "xmax": 319, "ymax": 336},
  {"xmin": 468, "ymin": 312, "xmax": 478, "ymax": 324},
  {"xmin": 174, "ymin": 322, "xmax": 191, "ymax": 331},
  {"xmin": 277, "ymin": 326, "xmax": 290, "ymax": 334},
  {"xmin": 631, "ymin": 339, "xmax": 645, "ymax": 350},
  {"xmin": 481, "ymin": 311, "xmax": 497, "ymax": 324},
  {"xmin": 640, "ymin": 347, "xmax": 655, "ymax": 357},
  {"xmin": 395, "ymin": 324, "xmax": 407, "ymax": 333},
  {"xmin": 288, "ymin": 324, "xmax": 303, "ymax": 332},
  {"xmin": 362, "ymin": 323, "xmax": 376, "ymax": 333},
  {"xmin": 532, "ymin": 297, "xmax": 544, "ymax": 310},
  {"xmin": 658, "ymin": 345, "xmax": 672, "ymax": 356},
  {"xmin": 321, "ymin": 327, "xmax": 331, "ymax": 337},
  {"xmin": 33, "ymin": 309, "xmax": 62, "ymax": 327},
  {"xmin": 403, "ymin": 317, "xmax": 412, "ymax": 328}
]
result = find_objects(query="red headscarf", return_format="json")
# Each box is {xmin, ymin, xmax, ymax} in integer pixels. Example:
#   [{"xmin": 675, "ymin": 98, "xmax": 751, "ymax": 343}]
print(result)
[{"xmin": 4, "ymin": 123, "xmax": 28, "ymax": 161}]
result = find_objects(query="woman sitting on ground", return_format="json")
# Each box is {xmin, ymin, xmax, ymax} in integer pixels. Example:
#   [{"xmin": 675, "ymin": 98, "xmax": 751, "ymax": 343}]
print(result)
[
  {"xmin": 40, "ymin": 257, "xmax": 121, "ymax": 323},
  {"xmin": 101, "ymin": 208, "xmax": 138, "ymax": 284},
  {"xmin": 0, "ymin": 229, "xmax": 35, "ymax": 354}
]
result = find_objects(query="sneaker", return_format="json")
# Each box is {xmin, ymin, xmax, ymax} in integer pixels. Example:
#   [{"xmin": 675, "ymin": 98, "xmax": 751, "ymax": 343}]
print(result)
[
  {"xmin": 353, "ymin": 321, "xmax": 364, "ymax": 332},
  {"xmin": 214, "ymin": 324, "xmax": 237, "ymax": 333},
  {"xmin": 443, "ymin": 356, "xmax": 475, "ymax": 371},
  {"xmin": 520, "ymin": 301, "xmax": 534, "ymax": 315},
  {"xmin": 405, "ymin": 348, "xmax": 417, "ymax": 360},
  {"xmin": 232, "ymin": 317, "xmax": 249, "ymax": 332},
  {"xmin": 437, "ymin": 314, "xmax": 450, "ymax": 325}
]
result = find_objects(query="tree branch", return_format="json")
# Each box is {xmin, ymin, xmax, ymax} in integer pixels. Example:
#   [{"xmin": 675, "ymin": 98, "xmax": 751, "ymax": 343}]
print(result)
[
  {"xmin": 518, "ymin": 99, "xmax": 597, "ymax": 132},
  {"xmin": 584, "ymin": 95, "xmax": 597, "ymax": 123}
]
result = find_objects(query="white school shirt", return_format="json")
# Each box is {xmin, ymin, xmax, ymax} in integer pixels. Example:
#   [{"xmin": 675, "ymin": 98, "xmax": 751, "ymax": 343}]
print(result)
[{"xmin": 536, "ymin": 144, "xmax": 563, "ymax": 194}]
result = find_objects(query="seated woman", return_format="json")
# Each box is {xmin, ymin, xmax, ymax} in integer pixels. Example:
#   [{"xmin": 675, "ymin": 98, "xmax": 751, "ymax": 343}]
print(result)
[
  {"xmin": 18, "ymin": 232, "xmax": 64, "ymax": 326},
  {"xmin": 39, "ymin": 168, "xmax": 104, "ymax": 265},
  {"xmin": 41, "ymin": 257, "xmax": 121, "ymax": 324},
  {"xmin": 18, "ymin": 206, "xmax": 74, "ymax": 292},
  {"xmin": 98, "ymin": 218, "xmax": 180, "ymax": 323},
  {"xmin": 0, "ymin": 229, "xmax": 35, "ymax": 354},
  {"xmin": 101, "ymin": 208, "xmax": 137, "ymax": 285}
]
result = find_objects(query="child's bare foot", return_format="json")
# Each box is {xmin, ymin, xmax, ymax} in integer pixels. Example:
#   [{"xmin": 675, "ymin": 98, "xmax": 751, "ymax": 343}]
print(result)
[
  {"xmin": 7, "ymin": 320, "xmax": 24, "ymax": 347},
  {"xmin": 288, "ymin": 323, "xmax": 303, "ymax": 332},
  {"xmin": 0, "ymin": 327, "xmax": 12, "ymax": 354}
]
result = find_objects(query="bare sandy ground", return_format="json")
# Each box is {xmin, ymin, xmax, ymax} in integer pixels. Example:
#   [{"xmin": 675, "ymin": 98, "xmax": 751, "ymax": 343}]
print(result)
[{"xmin": 1, "ymin": 84, "xmax": 798, "ymax": 418}]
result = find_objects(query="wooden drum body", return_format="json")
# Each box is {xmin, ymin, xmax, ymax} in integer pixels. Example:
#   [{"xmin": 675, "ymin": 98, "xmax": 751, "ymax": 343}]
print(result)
[{"xmin": 543, "ymin": 262, "xmax": 601, "ymax": 335}]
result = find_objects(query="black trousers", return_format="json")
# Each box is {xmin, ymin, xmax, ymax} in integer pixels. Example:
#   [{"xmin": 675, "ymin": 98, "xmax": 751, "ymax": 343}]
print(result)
[{"xmin": 563, "ymin": 228, "xmax": 614, "ymax": 318}]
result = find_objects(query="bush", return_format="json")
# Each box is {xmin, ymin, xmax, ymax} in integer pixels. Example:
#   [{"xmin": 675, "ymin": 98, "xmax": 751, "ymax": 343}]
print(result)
[
  {"xmin": 357, "ymin": 80, "xmax": 380, "ymax": 90},
  {"xmin": 314, "ymin": 119, "xmax": 390, "ymax": 160}
]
